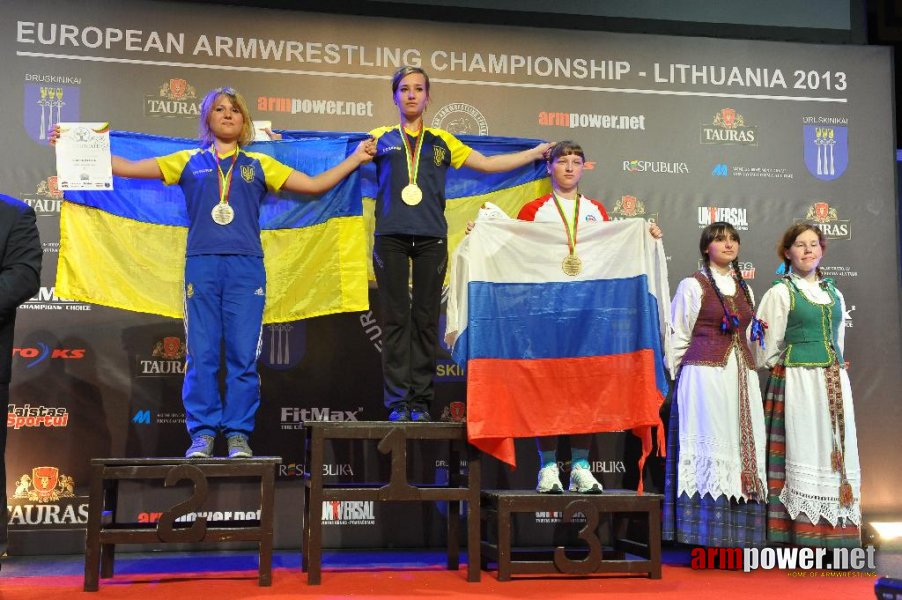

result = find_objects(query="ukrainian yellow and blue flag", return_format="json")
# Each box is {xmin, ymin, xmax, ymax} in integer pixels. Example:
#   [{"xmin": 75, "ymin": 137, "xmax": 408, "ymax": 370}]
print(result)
[{"xmin": 58, "ymin": 131, "xmax": 550, "ymax": 321}]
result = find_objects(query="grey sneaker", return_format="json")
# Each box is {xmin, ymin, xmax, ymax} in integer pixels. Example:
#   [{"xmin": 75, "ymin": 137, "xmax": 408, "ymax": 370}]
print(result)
[
  {"xmin": 569, "ymin": 465, "xmax": 603, "ymax": 494},
  {"xmin": 227, "ymin": 434, "xmax": 253, "ymax": 458},
  {"xmin": 185, "ymin": 434, "xmax": 214, "ymax": 458},
  {"xmin": 536, "ymin": 464, "xmax": 563, "ymax": 494}
]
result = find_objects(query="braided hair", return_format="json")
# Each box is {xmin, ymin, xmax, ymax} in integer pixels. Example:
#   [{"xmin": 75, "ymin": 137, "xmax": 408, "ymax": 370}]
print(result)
[{"xmin": 699, "ymin": 221, "xmax": 747, "ymax": 332}]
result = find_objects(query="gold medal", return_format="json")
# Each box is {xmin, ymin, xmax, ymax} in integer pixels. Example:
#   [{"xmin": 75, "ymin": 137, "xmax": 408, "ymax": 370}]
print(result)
[
  {"xmin": 562, "ymin": 253, "xmax": 582, "ymax": 276},
  {"xmin": 401, "ymin": 184, "xmax": 423, "ymax": 206},
  {"xmin": 211, "ymin": 203, "xmax": 235, "ymax": 225}
]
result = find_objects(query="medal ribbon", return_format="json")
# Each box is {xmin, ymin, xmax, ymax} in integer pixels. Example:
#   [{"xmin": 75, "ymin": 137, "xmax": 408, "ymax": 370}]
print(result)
[
  {"xmin": 215, "ymin": 146, "xmax": 239, "ymax": 206},
  {"xmin": 398, "ymin": 123, "xmax": 425, "ymax": 188},
  {"xmin": 551, "ymin": 191, "xmax": 580, "ymax": 256}
]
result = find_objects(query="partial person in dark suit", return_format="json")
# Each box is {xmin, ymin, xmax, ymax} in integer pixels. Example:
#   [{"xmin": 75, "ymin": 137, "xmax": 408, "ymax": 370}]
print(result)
[{"xmin": 0, "ymin": 194, "xmax": 42, "ymax": 563}]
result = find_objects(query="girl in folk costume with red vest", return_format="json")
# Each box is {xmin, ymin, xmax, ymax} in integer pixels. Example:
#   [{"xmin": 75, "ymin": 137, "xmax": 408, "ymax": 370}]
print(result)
[
  {"xmin": 663, "ymin": 221, "xmax": 768, "ymax": 547},
  {"xmin": 757, "ymin": 224, "xmax": 860, "ymax": 548}
]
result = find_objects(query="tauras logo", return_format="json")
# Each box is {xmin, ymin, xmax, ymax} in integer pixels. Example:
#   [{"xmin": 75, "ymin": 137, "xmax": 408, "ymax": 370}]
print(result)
[
  {"xmin": 138, "ymin": 336, "xmax": 186, "ymax": 377},
  {"xmin": 8, "ymin": 467, "xmax": 88, "ymax": 528},
  {"xmin": 700, "ymin": 108, "xmax": 757, "ymax": 146},
  {"xmin": 145, "ymin": 78, "xmax": 200, "ymax": 118}
]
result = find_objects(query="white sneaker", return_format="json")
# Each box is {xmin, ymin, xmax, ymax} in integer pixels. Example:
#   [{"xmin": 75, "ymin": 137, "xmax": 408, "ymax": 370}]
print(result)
[
  {"xmin": 569, "ymin": 465, "xmax": 603, "ymax": 494},
  {"xmin": 536, "ymin": 464, "xmax": 563, "ymax": 494}
]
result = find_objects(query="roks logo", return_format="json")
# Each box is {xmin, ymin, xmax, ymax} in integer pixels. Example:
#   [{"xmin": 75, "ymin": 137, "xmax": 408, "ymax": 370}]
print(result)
[
  {"xmin": 13, "ymin": 344, "xmax": 86, "ymax": 368},
  {"xmin": 701, "ymin": 108, "xmax": 757, "ymax": 145},
  {"xmin": 145, "ymin": 78, "xmax": 200, "ymax": 117}
]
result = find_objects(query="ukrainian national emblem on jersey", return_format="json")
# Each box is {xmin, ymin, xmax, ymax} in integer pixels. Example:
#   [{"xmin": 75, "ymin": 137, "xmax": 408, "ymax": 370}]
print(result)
[
  {"xmin": 433, "ymin": 146, "xmax": 447, "ymax": 166},
  {"xmin": 241, "ymin": 164, "xmax": 256, "ymax": 183},
  {"xmin": 803, "ymin": 125, "xmax": 848, "ymax": 180}
]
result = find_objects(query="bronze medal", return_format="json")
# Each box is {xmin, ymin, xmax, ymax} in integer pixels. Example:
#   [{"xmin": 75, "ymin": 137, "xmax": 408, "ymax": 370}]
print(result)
[
  {"xmin": 211, "ymin": 203, "xmax": 235, "ymax": 225},
  {"xmin": 562, "ymin": 253, "xmax": 582, "ymax": 276},
  {"xmin": 401, "ymin": 184, "xmax": 423, "ymax": 206}
]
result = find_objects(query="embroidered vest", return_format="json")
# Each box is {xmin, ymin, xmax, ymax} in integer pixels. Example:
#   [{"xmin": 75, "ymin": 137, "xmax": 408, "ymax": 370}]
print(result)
[
  {"xmin": 682, "ymin": 272, "xmax": 755, "ymax": 369},
  {"xmin": 780, "ymin": 278, "xmax": 844, "ymax": 367}
]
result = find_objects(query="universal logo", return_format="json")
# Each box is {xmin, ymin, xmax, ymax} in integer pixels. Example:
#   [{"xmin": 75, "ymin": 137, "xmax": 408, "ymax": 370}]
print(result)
[
  {"xmin": 144, "ymin": 77, "xmax": 200, "ymax": 118},
  {"xmin": 431, "ymin": 102, "xmax": 488, "ymax": 135},
  {"xmin": 701, "ymin": 108, "xmax": 757, "ymax": 146},
  {"xmin": 697, "ymin": 206, "xmax": 749, "ymax": 231},
  {"xmin": 322, "ymin": 500, "xmax": 375, "ymax": 526}
]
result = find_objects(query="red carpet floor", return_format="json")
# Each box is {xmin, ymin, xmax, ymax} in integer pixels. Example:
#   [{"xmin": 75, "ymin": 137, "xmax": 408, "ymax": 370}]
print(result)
[{"xmin": 0, "ymin": 564, "xmax": 877, "ymax": 599}]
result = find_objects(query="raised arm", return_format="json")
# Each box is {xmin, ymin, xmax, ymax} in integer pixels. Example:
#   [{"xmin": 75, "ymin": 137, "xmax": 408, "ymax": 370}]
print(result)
[
  {"xmin": 111, "ymin": 156, "xmax": 163, "ymax": 180},
  {"xmin": 281, "ymin": 138, "xmax": 375, "ymax": 195},
  {"xmin": 462, "ymin": 142, "xmax": 552, "ymax": 173}
]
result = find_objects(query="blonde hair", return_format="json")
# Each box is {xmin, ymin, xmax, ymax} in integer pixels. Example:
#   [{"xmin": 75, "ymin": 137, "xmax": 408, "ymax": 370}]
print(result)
[{"xmin": 198, "ymin": 87, "xmax": 254, "ymax": 147}]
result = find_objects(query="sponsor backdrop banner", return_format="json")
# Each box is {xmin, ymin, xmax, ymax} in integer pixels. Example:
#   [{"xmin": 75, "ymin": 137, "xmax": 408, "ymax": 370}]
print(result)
[{"xmin": 2, "ymin": 0, "xmax": 899, "ymax": 550}]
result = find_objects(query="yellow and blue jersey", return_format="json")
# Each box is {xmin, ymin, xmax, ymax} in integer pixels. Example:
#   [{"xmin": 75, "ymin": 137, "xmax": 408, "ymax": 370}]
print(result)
[
  {"xmin": 369, "ymin": 125, "xmax": 472, "ymax": 237},
  {"xmin": 156, "ymin": 147, "xmax": 292, "ymax": 257}
]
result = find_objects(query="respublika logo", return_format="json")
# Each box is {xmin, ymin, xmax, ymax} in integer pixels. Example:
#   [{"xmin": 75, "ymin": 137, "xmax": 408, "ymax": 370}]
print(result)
[
  {"xmin": 698, "ymin": 206, "xmax": 749, "ymax": 231},
  {"xmin": 800, "ymin": 202, "xmax": 851, "ymax": 240},
  {"xmin": 144, "ymin": 78, "xmax": 200, "ymax": 117},
  {"xmin": 431, "ymin": 103, "xmax": 488, "ymax": 135},
  {"xmin": 24, "ymin": 75, "xmax": 81, "ymax": 144},
  {"xmin": 701, "ymin": 108, "xmax": 757, "ymax": 146},
  {"xmin": 803, "ymin": 123, "xmax": 848, "ymax": 181},
  {"xmin": 623, "ymin": 160, "xmax": 689, "ymax": 175},
  {"xmin": 691, "ymin": 546, "xmax": 876, "ymax": 574}
]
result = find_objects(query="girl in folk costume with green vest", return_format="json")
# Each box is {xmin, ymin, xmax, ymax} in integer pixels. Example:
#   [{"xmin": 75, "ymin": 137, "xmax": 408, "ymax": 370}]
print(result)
[
  {"xmin": 757, "ymin": 223, "xmax": 860, "ymax": 547},
  {"xmin": 663, "ymin": 221, "xmax": 768, "ymax": 547}
]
